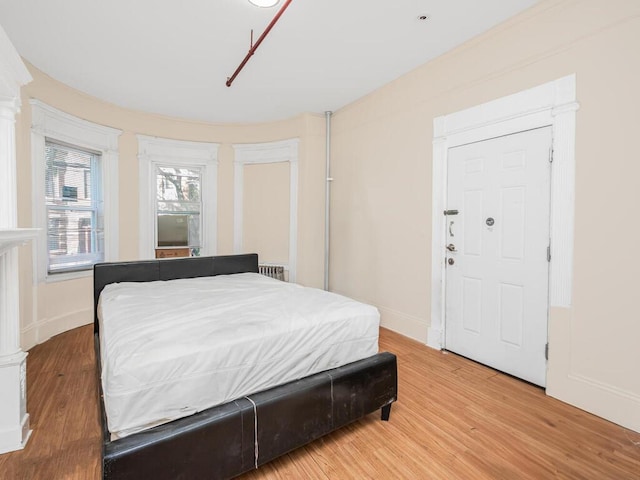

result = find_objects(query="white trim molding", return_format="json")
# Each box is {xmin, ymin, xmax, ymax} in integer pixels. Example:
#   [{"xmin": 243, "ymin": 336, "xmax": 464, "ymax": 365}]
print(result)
[
  {"xmin": 30, "ymin": 100, "xmax": 122, "ymax": 283},
  {"xmin": 137, "ymin": 135, "xmax": 219, "ymax": 260},
  {"xmin": 429, "ymin": 75, "xmax": 579, "ymax": 350},
  {"xmin": 0, "ymin": 24, "xmax": 32, "ymax": 106},
  {"xmin": 233, "ymin": 138, "xmax": 299, "ymax": 283}
]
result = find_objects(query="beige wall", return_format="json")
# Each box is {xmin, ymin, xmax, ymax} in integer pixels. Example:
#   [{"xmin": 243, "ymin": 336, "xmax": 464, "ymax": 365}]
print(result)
[
  {"xmin": 329, "ymin": 0, "xmax": 640, "ymax": 432},
  {"xmin": 243, "ymin": 162, "xmax": 290, "ymax": 266},
  {"xmin": 16, "ymin": 64, "xmax": 327, "ymax": 350},
  {"xmin": 12, "ymin": 0, "xmax": 640, "ymax": 433}
]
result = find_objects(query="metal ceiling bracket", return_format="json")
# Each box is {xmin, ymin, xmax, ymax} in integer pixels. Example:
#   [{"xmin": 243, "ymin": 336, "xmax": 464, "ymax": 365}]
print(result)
[{"xmin": 226, "ymin": 0, "xmax": 294, "ymax": 87}]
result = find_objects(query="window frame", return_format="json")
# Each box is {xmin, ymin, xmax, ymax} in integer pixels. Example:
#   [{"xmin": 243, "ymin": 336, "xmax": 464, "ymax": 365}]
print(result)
[
  {"xmin": 31, "ymin": 100, "xmax": 121, "ymax": 283},
  {"xmin": 45, "ymin": 139, "xmax": 104, "ymax": 274},
  {"xmin": 137, "ymin": 135, "xmax": 219, "ymax": 260},
  {"xmin": 155, "ymin": 164, "xmax": 203, "ymax": 252}
]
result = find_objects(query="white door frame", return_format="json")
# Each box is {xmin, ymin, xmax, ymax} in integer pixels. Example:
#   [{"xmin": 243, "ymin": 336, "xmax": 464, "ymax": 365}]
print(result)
[{"xmin": 428, "ymin": 75, "xmax": 579, "ymax": 350}]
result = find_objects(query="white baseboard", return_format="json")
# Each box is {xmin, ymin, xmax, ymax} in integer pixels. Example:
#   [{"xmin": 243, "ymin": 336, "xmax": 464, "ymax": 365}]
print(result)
[
  {"xmin": 547, "ymin": 372, "xmax": 640, "ymax": 433},
  {"xmin": 547, "ymin": 307, "xmax": 640, "ymax": 433},
  {"xmin": 21, "ymin": 308, "xmax": 92, "ymax": 350},
  {"xmin": 376, "ymin": 305, "xmax": 428, "ymax": 344},
  {"xmin": 20, "ymin": 323, "xmax": 38, "ymax": 352}
]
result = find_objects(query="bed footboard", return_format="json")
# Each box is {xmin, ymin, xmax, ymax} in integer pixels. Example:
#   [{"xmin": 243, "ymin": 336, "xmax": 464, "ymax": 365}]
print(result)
[{"xmin": 100, "ymin": 348, "xmax": 397, "ymax": 480}]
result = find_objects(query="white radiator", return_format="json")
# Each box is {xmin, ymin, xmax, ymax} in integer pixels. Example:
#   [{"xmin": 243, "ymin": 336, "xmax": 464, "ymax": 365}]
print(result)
[{"xmin": 258, "ymin": 264, "xmax": 286, "ymax": 281}]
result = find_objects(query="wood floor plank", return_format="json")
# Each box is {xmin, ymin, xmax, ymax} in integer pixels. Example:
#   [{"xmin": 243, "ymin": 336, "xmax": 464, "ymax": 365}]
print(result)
[{"xmin": 0, "ymin": 325, "xmax": 638, "ymax": 479}]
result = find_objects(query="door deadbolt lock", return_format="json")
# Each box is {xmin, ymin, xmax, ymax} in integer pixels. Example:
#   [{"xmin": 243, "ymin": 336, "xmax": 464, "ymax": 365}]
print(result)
[
  {"xmin": 486, "ymin": 217, "xmax": 495, "ymax": 226},
  {"xmin": 448, "ymin": 258, "xmax": 455, "ymax": 265},
  {"xmin": 446, "ymin": 243, "xmax": 457, "ymax": 252}
]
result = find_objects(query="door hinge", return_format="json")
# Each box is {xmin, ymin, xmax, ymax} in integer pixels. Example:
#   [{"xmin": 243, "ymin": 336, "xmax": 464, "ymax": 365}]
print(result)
[
  {"xmin": 545, "ymin": 343, "xmax": 549, "ymax": 361},
  {"xmin": 549, "ymin": 147, "xmax": 554, "ymax": 163},
  {"xmin": 547, "ymin": 245, "xmax": 551, "ymax": 262}
]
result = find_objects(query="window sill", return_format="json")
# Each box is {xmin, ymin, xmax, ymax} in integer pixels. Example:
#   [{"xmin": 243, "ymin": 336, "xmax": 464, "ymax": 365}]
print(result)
[{"xmin": 45, "ymin": 269, "xmax": 92, "ymax": 283}]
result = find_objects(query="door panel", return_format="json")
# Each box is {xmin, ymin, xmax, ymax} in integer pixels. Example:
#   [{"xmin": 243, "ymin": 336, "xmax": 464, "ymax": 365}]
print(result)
[
  {"xmin": 462, "ymin": 277, "xmax": 482, "ymax": 334},
  {"xmin": 463, "ymin": 190, "xmax": 483, "ymax": 255},
  {"xmin": 499, "ymin": 282, "xmax": 524, "ymax": 346},
  {"xmin": 445, "ymin": 127, "xmax": 552, "ymax": 386},
  {"xmin": 500, "ymin": 186, "xmax": 526, "ymax": 260}
]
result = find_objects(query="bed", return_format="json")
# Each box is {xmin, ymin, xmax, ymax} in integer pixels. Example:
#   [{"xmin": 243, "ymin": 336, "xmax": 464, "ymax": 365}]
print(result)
[{"xmin": 93, "ymin": 253, "xmax": 398, "ymax": 480}]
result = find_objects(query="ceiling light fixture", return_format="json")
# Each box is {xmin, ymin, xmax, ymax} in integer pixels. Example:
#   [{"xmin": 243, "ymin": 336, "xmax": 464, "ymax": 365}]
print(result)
[{"xmin": 248, "ymin": 0, "xmax": 280, "ymax": 7}]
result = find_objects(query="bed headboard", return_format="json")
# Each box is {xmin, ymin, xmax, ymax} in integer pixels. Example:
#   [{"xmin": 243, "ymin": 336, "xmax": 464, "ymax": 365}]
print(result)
[{"xmin": 93, "ymin": 253, "xmax": 259, "ymax": 334}]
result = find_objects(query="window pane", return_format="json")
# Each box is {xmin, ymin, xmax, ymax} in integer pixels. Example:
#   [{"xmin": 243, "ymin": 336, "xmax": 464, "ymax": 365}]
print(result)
[
  {"xmin": 47, "ymin": 208, "xmax": 104, "ymax": 272},
  {"xmin": 156, "ymin": 166, "xmax": 201, "ymax": 202},
  {"xmin": 46, "ymin": 142, "xmax": 94, "ymax": 208}
]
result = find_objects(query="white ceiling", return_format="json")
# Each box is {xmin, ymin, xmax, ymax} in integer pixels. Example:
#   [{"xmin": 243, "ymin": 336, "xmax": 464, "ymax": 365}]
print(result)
[{"xmin": 0, "ymin": 0, "xmax": 539, "ymax": 123}]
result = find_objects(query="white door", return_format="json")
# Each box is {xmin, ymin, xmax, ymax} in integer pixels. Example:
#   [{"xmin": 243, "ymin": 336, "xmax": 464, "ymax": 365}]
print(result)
[{"xmin": 444, "ymin": 127, "xmax": 552, "ymax": 386}]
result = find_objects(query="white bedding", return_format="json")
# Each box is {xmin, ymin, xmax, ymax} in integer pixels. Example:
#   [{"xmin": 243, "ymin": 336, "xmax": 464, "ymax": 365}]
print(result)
[{"xmin": 98, "ymin": 272, "xmax": 379, "ymax": 438}]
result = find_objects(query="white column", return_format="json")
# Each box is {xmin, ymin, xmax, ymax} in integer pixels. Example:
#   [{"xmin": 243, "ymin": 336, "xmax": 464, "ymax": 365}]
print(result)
[
  {"xmin": 0, "ymin": 250, "xmax": 21, "ymax": 357},
  {"xmin": 0, "ymin": 102, "xmax": 20, "ymax": 357},
  {"xmin": 0, "ymin": 101, "xmax": 32, "ymax": 453},
  {"xmin": 0, "ymin": 101, "xmax": 18, "ymax": 228}
]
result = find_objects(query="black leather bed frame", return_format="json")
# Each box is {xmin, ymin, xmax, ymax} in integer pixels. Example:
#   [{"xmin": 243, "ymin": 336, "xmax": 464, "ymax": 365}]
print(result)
[{"xmin": 93, "ymin": 253, "xmax": 398, "ymax": 480}]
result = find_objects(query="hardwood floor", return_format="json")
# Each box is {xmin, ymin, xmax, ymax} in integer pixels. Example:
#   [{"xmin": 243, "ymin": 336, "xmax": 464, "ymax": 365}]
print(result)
[{"xmin": 1, "ymin": 325, "xmax": 639, "ymax": 479}]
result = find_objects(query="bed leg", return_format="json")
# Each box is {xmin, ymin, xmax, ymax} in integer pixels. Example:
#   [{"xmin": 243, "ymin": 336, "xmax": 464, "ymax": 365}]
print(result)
[{"xmin": 381, "ymin": 403, "xmax": 392, "ymax": 421}]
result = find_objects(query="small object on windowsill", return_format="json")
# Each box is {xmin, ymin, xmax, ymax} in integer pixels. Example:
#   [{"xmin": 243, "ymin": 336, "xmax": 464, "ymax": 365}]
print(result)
[{"xmin": 155, "ymin": 248, "xmax": 190, "ymax": 259}]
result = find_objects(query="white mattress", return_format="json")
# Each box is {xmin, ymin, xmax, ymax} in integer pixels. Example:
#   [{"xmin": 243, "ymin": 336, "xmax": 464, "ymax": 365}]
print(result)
[{"xmin": 97, "ymin": 272, "xmax": 379, "ymax": 438}]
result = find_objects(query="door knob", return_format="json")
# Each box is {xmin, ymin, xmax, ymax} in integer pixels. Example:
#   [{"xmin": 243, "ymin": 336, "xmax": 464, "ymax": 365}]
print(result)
[{"xmin": 446, "ymin": 243, "xmax": 457, "ymax": 252}]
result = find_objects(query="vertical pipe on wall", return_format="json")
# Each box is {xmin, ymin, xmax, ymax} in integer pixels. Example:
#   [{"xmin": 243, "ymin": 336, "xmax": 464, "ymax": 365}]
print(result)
[{"xmin": 324, "ymin": 111, "xmax": 333, "ymax": 291}]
